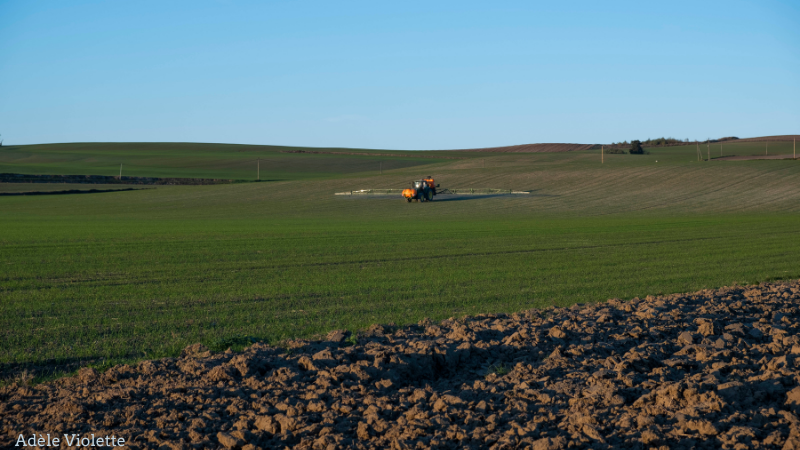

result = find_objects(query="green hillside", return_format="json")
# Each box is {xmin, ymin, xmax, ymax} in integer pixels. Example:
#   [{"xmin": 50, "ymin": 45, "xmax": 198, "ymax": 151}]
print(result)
[
  {"xmin": 1, "ymin": 141, "xmax": 799, "ymax": 381},
  {"xmin": 0, "ymin": 142, "xmax": 458, "ymax": 181}
]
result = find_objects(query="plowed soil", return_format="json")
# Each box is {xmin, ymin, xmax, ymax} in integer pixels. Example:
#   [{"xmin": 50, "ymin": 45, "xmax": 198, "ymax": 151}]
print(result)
[
  {"xmin": 458, "ymin": 143, "xmax": 594, "ymax": 153},
  {"xmin": 3, "ymin": 281, "xmax": 800, "ymax": 450}
]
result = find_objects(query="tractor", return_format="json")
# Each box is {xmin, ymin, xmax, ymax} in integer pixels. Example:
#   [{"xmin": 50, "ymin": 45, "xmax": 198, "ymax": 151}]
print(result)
[{"xmin": 402, "ymin": 176, "xmax": 439, "ymax": 202}]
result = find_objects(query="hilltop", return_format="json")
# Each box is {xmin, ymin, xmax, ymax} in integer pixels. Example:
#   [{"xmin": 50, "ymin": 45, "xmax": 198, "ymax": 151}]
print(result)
[{"xmin": 454, "ymin": 143, "xmax": 594, "ymax": 153}]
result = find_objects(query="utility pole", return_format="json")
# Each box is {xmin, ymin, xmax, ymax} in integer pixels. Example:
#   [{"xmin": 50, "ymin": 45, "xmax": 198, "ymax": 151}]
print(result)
[
  {"xmin": 707, "ymin": 140, "xmax": 710, "ymax": 161},
  {"xmin": 601, "ymin": 145, "xmax": 604, "ymax": 164},
  {"xmin": 119, "ymin": 163, "xmax": 122, "ymax": 179},
  {"xmin": 794, "ymin": 138, "xmax": 796, "ymax": 159},
  {"xmin": 697, "ymin": 142, "xmax": 700, "ymax": 161},
  {"xmin": 380, "ymin": 162, "xmax": 382, "ymax": 175}
]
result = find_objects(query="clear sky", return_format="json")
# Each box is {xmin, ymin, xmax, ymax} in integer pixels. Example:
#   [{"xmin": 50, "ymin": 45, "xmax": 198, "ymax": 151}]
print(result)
[{"xmin": 0, "ymin": 1, "xmax": 798, "ymax": 150}]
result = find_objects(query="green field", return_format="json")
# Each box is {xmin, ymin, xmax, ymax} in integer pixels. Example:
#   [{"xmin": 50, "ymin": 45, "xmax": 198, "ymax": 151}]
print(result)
[
  {"xmin": 0, "ymin": 142, "xmax": 457, "ymax": 181},
  {"xmin": 1, "ymin": 141, "xmax": 799, "ymax": 381}
]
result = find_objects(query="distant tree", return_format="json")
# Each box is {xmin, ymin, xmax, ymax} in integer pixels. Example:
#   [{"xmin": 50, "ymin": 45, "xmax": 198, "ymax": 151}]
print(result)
[
  {"xmin": 640, "ymin": 136, "xmax": 685, "ymax": 146},
  {"xmin": 629, "ymin": 140, "xmax": 644, "ymax": 154}
]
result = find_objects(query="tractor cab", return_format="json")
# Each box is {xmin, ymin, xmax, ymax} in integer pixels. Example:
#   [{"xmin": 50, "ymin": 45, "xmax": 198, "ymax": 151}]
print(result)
[{"xmin": 423, "ymin": 176, "xmax": 437, "ymax": 195}]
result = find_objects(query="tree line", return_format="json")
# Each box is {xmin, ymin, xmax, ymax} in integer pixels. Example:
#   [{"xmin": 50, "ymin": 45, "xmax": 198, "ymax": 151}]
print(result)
[{"xmin": 605, "ymin": 136, "xmax": 740, "ymax": 151}]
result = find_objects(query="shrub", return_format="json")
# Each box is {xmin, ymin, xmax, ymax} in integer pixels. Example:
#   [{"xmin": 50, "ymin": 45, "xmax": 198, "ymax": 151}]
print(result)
[{"xmin": 629, "ymin": 140, "xmax": 644, "ymax": 154}]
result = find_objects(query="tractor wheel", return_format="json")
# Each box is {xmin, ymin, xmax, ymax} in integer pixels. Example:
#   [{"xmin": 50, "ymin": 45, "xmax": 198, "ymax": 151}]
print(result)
[
  {"xmin": 406, "ymin": 198, "xmax": 411, "ymax": 203},
  {"xmin": 425, "ymin": 190, "xmax": 433, "ymax": 201},
  {"xmin": 419, "ymin": 195, "xmax": 425, "ymax": 203}
]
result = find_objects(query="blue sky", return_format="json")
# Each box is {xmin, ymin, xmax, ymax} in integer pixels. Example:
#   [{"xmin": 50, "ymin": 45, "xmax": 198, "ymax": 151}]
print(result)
[{"xmin": 0, "ymin": 1, "xmax": 798, "ymax": 150}]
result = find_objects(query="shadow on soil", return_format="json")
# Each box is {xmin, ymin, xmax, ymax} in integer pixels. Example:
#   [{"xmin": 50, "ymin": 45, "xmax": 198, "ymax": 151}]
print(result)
[
  {"xmin": 341, "ymin": 191, "xmax": 558, "ymax": 202},
  {"xmin": 0, "ymin": 352, "xmax": 150, "ymax": 384}
]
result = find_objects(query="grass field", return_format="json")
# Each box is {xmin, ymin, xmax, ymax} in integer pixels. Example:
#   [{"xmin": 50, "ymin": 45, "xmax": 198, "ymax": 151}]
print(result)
[{"xmin": 1, "ymin": 141, "xmax": 799, "ymax": 381}]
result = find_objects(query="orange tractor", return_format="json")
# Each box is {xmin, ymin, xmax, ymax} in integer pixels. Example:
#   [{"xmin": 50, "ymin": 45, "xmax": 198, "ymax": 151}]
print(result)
[{"xmin": 402, "ymin": 176, "xmax": 438, "ymax": 202}]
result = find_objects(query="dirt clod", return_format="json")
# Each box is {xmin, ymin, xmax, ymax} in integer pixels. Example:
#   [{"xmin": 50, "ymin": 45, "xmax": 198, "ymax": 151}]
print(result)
[
  {"xmin": 181, "ymin": 343, "xmax": 211, "ymax": 358},
  {"xmin": 326, "ymin": 329, "xmax": 348, "ymax": 343}
]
